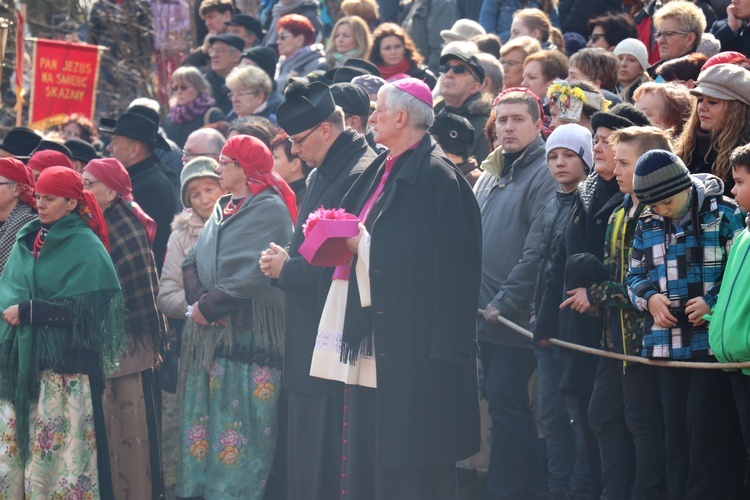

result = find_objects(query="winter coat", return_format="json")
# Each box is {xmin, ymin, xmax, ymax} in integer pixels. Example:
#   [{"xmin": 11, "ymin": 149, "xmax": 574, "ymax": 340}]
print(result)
[
  {"xmin": 157, "ymin": 210, "xmax": 205, "ymax": 319},
  {"xmin": 456, "ymin": 157, "xmax": 482, "ymax": 188},
  {"xmin": 588, "ymin": 195, "xmax": 645, "ymax": 356},
  {"xmin": 275, "ymin": 45, "xmax": 327, "ymax": 93},
  {"xmin": 338, "ymin": 133, "xmax": 482, "ymax": 465},
  {"xmin": 531, "ymin": 189, "xmax": 576, "ymax": 341},
  {"xmin": 162, "ymin": 107, "xmax": 225, "ymax": 149},
  {"xmin": 474, "ymin": 135, "xmax": 558, "ymax": 348},
  {"xmin": 626, "ymin": 174, "xmax": 745, "ymax": 360},
  {"xmin": 203, "ymin": 70, "xmax": 232, "ymax": 115},
  {"xmin": 708, "ymin": 219, "xmax": 750, "ymax": 373},
  {"xmin": 434, "ymin": 92, "xmax": 493, "ymax": 164},
  {"xmin": 634, "ymin": 0, "xmax": 662, "ymax": 66},
  {"xmin": 278, "ymin": 130, "xmax": 376, "ymax": 395},
  {"xmin": 712, "ymin": 19, "xmax": 750, "ymax": 58},
  {"xmin": 478, "ymin": 0, "xmax": 558, "ymax": 41},
  {"xmin": 402, "ymin": 0, "xmax": 457, "ymax": 73},
  {"xmin": 558, "ymin": 0, "xmax": 620, "ymax": 37},
  {"xmin": 534, "ymin": 173, "xmax": 624, "ymax": 395},
  {"xmin": 128, "ymin": 155, "xmax": 180, "ymax": 272}
]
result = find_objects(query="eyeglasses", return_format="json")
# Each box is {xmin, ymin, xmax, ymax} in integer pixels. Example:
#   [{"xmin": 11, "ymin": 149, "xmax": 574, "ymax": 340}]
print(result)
[
  {"xmin": 83, "ymin": 180, "xmax": 101, "ymax": 189},
  {"xmin": 228, "ymin": 90, "xmax": 258, "ymax": 99},
  {"xmin": 588, "ymin": 34, "xmax": 606, "ymax": 42},
  {"xmin": 182, "ymin": 151, "xmax": 220, "ymax": 160},
  {"xmin": 171, "ymin": 84, "xmax": 192, "ymax": 92},
  {"xmin": 500, "ymin": 59, "xmax": 523, "ymax": 68},
  {"xmin": 216, "ymin": 157, "xmax": 240, "ymax": 170},
  {"xmin": 439, "ymin": 64, "xmax": 472, "ymax": 75},
  {"xmin": 288, "ymin": 124, "xmax": 321, "ymax": 146},
  {"xmin": 278, "ymin": 34, "xmax": 294, "ymax": 41},
  {"xmin": 654, "ymin": 30, "xmax": 689, "ymax": 39}
]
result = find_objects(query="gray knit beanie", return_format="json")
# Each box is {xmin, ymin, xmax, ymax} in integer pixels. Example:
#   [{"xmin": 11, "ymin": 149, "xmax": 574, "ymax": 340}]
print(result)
[
  {"xmin": 180, "ymin": 157, "xmax": 221, "ymax": 208},
  {"xmin": 633, "ymin": 150, "xmax": 692, "ymax": 204},
  {"xmin": 545, "ymin": 123, "xmax": 594, "ymax": 171}
]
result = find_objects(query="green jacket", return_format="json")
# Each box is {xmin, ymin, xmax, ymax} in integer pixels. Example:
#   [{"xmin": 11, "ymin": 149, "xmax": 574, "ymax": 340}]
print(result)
[{"xmin": 708, "ymin": 225, "xmax": 750, "ymax": 373}]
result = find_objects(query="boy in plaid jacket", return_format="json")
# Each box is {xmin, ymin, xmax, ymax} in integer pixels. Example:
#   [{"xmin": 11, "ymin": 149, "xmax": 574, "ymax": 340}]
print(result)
[{"xmin": 625, "ymin": 149, "xmax": 746, "ymax": 499}]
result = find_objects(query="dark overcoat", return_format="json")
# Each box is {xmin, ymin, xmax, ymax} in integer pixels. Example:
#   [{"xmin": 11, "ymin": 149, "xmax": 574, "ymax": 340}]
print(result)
[
  {"xmin": 339, "ymin": 134, "xmax": 482, "ymax": 466},
  {"xmin": 278, "ymin": 130, "xmax": 376, "ymax": 395}
]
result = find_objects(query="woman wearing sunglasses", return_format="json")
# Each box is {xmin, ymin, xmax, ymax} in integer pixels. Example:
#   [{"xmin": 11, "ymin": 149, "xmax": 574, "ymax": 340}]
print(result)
[{"xmin": 162, "ymin": 66, "xmax": 226, "ymax": 149}]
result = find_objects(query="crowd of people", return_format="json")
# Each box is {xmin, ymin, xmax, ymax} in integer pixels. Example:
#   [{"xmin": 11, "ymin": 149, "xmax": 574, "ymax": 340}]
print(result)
[{"xmin": 1, "ymin": 0, "xmax": 750, "ymax": 498}]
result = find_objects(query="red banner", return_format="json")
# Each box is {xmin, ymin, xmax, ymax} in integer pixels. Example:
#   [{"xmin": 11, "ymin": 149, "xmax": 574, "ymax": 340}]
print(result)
[{"xmin": 29, "ymin": 39, "xmax": 102, "ymax": 130}]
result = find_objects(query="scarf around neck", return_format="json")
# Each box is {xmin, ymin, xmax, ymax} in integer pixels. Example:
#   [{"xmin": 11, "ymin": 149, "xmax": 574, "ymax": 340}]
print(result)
[
  {"xmin": 379, "ymin": 58, "xmax": 413, "ymax": 81},
  {"xmin": 170, "ymin": 94, "xmax": 216, "ymax": 124}
]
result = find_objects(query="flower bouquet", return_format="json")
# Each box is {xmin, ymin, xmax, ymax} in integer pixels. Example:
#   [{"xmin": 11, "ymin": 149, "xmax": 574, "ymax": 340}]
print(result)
[
  {"xmin": 547, "ymin": 79, "xmax": 611, "ymax": 123},
  {"xmin": 299, "ymin": 207, "xmax": 360, "ymax": 266}
]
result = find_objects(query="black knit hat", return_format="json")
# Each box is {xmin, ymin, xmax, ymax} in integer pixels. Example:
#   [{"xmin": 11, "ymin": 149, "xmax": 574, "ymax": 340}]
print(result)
[
  {"xmin": 590, "ymin": 103, "xmax": 651, "ymax": 132},
  {"xmin": 241, "ymin": 46, "xmax": 277, "ymax": 83},
  {"xmin": 633, "ymin": 150, "xmax": 692, "ymax": 205},
  {"xmin": 330, "ymin": 83, "xmax": 370, "ymax": 116},
  {"xmin": 0, "ymin": 127, "xmax": 42, "ymax": 157},
  {"xmin": 277, "ymin": 81, "xmax": 336, "ymax": 135},
  {"xmin": 429, "ymin": 113, "xmax": 475, "ymax": 159}
]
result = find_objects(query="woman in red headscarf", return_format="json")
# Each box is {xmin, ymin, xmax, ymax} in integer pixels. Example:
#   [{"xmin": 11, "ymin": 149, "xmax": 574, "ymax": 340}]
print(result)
[
  {"xmin": 0, "ymin": 166, "xmax": 126, "ymax": 499},
  {"xmin": 176, "ymin": 135, "xmax": 293, "ymax": 499},
  {"xmin": 82, "ymin": 158, "xmax": 166, "ymax": 499},
  {"xmin": 0, "ymin": 158, "xmax": 37, "ymax": 275}
]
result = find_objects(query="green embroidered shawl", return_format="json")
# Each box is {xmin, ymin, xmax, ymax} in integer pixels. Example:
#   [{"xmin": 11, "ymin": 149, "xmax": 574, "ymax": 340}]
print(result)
[{"xmin": 0, "ymin": 213, "xmax": 126, "ymax": 461}]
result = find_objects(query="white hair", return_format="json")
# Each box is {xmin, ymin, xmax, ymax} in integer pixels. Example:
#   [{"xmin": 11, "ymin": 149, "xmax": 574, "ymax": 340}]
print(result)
[
  {"xmin": 378, "ymin": 83, "xmax": 435, "ymax": 130},
  {"xmin": 129, "ymin": 98, "xmax": 161, "ymax": 113}
]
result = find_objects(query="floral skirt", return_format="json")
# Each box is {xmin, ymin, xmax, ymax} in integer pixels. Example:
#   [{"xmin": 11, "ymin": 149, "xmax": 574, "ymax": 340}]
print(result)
[
  {"xmin": 0, "ymin": 370, "xmax": 105, "ymax": 499},
  {"xmin": 176, "ymin": 357, "xmax": 281, "ymax": 500}
]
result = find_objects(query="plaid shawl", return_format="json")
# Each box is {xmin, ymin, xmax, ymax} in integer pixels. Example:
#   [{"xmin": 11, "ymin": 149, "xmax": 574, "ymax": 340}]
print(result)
[
  {"xmin": 105, "ymin": 201, "xmax": 166, "ymax": 365},
  {"xmin": 0, "ymin": 202, "xmax": 36, "ymax": 276}
]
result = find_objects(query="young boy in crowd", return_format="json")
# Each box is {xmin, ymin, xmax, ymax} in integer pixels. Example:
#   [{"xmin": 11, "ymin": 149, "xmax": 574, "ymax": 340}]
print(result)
[
  {"xmin": 531, "ymin": 123, "xmax": 593, "ymax": 500},
  {"xmin": 708, "ymin": 143, "xmax": 750, "ymax": 460},
  {"xmin": 564, "ymin": 126, "xmax": 670, "ymax": 499},
  {"xmin": 626, "ymin": 150, "xmax": 747, "ymax": 499}
]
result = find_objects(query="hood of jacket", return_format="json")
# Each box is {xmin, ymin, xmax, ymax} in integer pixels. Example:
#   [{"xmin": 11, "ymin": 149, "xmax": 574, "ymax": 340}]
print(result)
[{"xmin": 170, "ymin": 210, "xmax": 206, "ymax": 237}]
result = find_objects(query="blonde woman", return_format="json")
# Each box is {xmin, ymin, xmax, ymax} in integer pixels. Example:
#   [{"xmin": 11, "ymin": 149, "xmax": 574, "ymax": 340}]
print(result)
[
  {"xmin": 225, "ymin": 65, "xmax": 276, "ymax": 125},
  {"xmin": 325, "ymin": 16, "xmax": 372, "ymax": 69}
]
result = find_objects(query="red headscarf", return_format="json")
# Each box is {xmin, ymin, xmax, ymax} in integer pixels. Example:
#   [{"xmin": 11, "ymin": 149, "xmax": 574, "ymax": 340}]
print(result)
[
  {"xmin": 0, "ymin": 157, "xmax": 36, "ymax": 209},
  {"xmin": 83, "ymin": 158, "xmax": 157, "ymax": 245},
  {"xmin": 35, "ymin": 167, "xmax": 109, "ymax": 250},
  {"xmin": 27, "ymin": 150, "xmax": 74, "ymax": 173},
  {"xmin": 221, "ymin": 135, "xmax": 298, "ymax": 222}
]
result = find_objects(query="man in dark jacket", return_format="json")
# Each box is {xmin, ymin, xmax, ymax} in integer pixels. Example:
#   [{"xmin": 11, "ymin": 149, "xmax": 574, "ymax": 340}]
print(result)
[
  {"xmin": 331, "ymin": 78, "xmax": 482, "ymax": 498},
  {"xmin": 711, "ymin": 0, "xmax": 750, "ymax": 57},
  {"xmin": 434, "ymin": 49, "xmax": 492, "ymax": 163},
  {"xmin": 102, "ymin": 112, "xmax": 179, "ymax": 271},
  {"xmin": 259, "ymin": 81, "xmax": 376, "ymax": 500},
  {"xmin": 203, "ymin": 34, "xmax": 244, "ymax": 114},
  {"xmin": 474, "ymin": 88, "xmax": 557, "ymax": 499}
]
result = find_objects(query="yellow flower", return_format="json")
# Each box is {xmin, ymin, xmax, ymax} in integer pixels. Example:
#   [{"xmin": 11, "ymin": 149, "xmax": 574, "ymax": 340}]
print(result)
[
  {"xmin": 253, "ymin": 382, "xmax": 275, "ymax": 401},
  {"xmin": 219, "ymin": 445, "xmax": 239, "ymax": 465},
  {"xmin": 190, "ymin": 439, "xmax": 209, "ymax": 458}
]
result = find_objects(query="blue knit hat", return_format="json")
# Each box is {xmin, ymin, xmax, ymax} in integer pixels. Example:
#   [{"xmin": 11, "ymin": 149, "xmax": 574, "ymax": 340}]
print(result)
[{"xmin": 633, "ymin": 150, "xmax": 692, "ymax": 204}]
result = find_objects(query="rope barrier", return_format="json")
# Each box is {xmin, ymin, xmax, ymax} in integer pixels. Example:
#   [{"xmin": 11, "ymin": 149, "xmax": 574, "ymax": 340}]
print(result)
[{"xmin": 478, "ymin": 309, "xmax": 750, "ymax": 370}]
